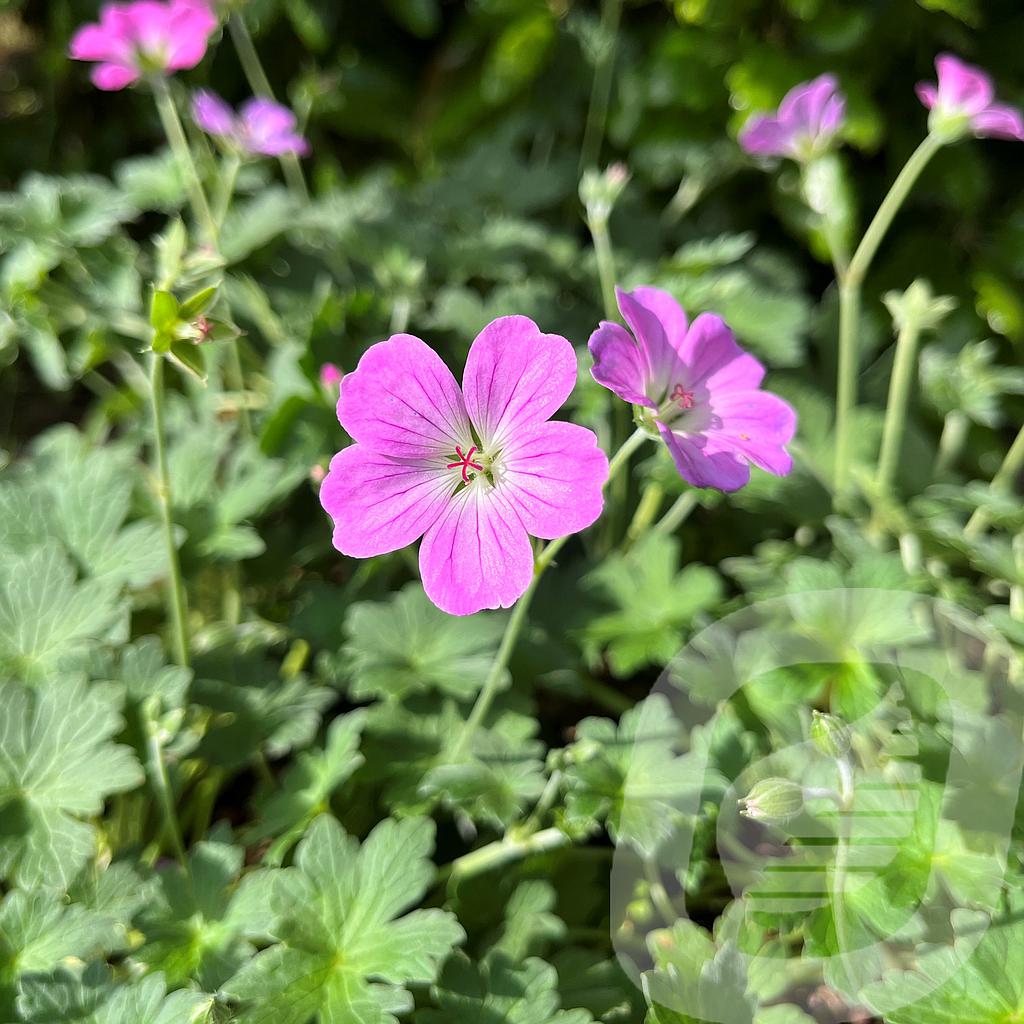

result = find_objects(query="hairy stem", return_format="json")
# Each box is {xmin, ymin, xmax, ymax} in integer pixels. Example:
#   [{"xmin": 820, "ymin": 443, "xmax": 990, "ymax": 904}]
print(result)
[
  {"xmin": 833, "ymin": 133, "xmax": 944, "ymax": 501},
  {"xmin": 228, "ymin": 12, "xmax": 310, "ymax": 202},
  {"xmin": 145, "ymin": 716, "xmax": 188, "ymax": 865},
  {"xmin": 652, "ymin": 489, "xmax": 699, "ymax": 537},
  {"xmin": 877, "ymin": 318, "xmax": 923, "ymax": 492},
  {"xmin": 152, "ymin": 77, "xmax": 217, "ymax": 245},
  {"xmin": 441, "ymin": 826, "xmax": 570, "ymax": 887},
  {"xmin": 935, "ymin": 410, "xmax": 968, "ymax": 475},
  {"xmin": 150, "ymin": 355, "xmax": 190, "ymax": 668},
  {"xmin": 449, "ymin": 427, "xmax": 649, "ymax": 761},
  {"xmin": 964, "ymin": 422, "xmax": 1024, "ymax": 537},
  {"xmin": 579, "ymin": 0, "xmax": 622, "ymax": 173}
]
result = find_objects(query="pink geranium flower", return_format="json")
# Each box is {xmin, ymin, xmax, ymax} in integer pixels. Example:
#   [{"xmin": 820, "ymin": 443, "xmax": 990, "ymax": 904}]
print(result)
[
  {"xmin": 193, "ymin": 90, "xmax": 310, "ymax": 157},
  {"xmin": 69, "ymin": 0, "xmax": 217, "ymax": 91},
  {"xmin": 589, "ymin": 287, "xmax": 796, "ymax": 492},
  {"xmin": 916, "ymin": 54, "xmax": 1024, "ymax": 142},
  {"xmin": 320, "ymin": 319, "xmax": 609, "ymax": 616},
  {"xmin": 739, "ymin": 74, "xmax": 846, "ymax": 161}
]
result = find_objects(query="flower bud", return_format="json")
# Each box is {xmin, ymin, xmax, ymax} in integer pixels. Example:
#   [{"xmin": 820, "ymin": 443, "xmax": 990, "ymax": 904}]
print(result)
[
  {"xmin": 579, "ymin": 163, "xmax": 631, "ymax": 223},
  {"xmin": 740, "ymin": 778, "xmax": 804, "ymax": 823},
  {"xmin": 811, "ymin": 710, "xmax": 851, "ymax": 758}
]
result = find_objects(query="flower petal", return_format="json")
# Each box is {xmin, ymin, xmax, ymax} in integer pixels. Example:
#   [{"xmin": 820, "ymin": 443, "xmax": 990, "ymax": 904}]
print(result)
[
  {"xmin": 462, "ymin": 316, "xmax": 577, "ymax": 447},
  {"xmin": 240, "ymin": 98, "xmax": 308, "ymax": 155},
  {"xmin": 629, "ymin": 286, "xmax": 688, "ymax": 351},
  {"xmin": 739, "ymin": 114, "xmax": 790, "ymax": 157},
  {"xmin": 935, "ymin": 53, "xmax": 994, "ymax": 116},
  {"xmin": 616, "ymin": 287, "xmax": 678, "ymax": 400},
  {"xmin": 706, "ymin": 389, "xmax": 797, "ymax": 475},
  {"xmin": 320, "ymin": 445, "xmax": 452, "ymax": 558},
  {"xmin": 657, "ymin": 423, "xmax": 751, "ymax": 492},
  {"xmin": 419, "ymin": 485, "xmax": 534, "ymax": 616},
  {"xmin": 677, "ymin": 313, "xmax": 765, "ymax": 394},
  {"xmin": 499, "ymin": 421, "xmax": 609, "ymax": 540},
  {"xmin": 339, "ymin": 334, "xmax": 472, "ymax": 459},
  {"xmin": 165, "ymin": 0, "xmax": 217, "ymax": 70},
  {"xmin": 973, "ymin": 102, "xmax": 1024, "ymax": 141},
  {"xmin": 588, "ymin": 322, "xmax": 655, "ymax": 408},
  {"xmin": 778, "ymin": 74, "xmax": 839, "ymax": 133},
  {"xmin": 91, "ymin": 62, "xmax": 140, "ymax": 90},
  {"xmin": 69, "ymin": 23, "xmax": 124, "ymax": 62},
  {"xmin": 193, "ymin": 90, "xmax": 236, "ymax": 136},
  {"xmin": 915, "ymin": 82, "xmax": 938, "ymax": 109}
]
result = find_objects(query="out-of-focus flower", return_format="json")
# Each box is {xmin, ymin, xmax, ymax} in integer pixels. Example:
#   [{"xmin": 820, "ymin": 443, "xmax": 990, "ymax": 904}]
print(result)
[
  {"xmin": 589, "ymin": 286, "xmax": 796, "ymax": 492},
  {"xmin": 319, "ymin": 363, "xmax": 343, "ymax": 388},
  {"xmin": 739, "ymin": 74, "xmax": 846, "ymax": 161},
  {"xmin": 192, "ymin": 90, "xmax": 310, "ymax": 157},
  {"xmin": 69, "ymin": 0, "xmax": 217, "ymax": 91},
  {"xmin": 320, "ymin": 320, "xmax": 608, "ymax": 616},
  {"xmin": 916, "ymin": 53, "xmax": 1024, "ymax": 142}
]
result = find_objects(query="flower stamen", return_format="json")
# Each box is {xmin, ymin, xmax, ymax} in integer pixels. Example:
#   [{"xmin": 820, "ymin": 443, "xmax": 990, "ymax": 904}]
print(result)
[
  {"xmin": 447, "ymin": 445, "xmax": 484, "ymax": 483},
  {"xmin": 670, "ymin": 384, "xmax": 695, "ymax": 409}
]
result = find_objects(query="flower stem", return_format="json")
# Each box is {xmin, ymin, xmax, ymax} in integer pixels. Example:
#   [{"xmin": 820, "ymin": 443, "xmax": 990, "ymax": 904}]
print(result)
[
  {"xmin": 589, "ymin": 216, "xmax": 619, "ymax": 322},
  {"xmin": 876, "ymin": 317, "xmax": 923, "ymax": 493},
  {"xmin": 150, "ymin": 354, "xmax": 190, "ymax": 669},
  {"xmin": 152, "ymin": 77, "xmax": 217, "ymax": 246},
  {"xmin": 833, "ymin": 133, "xmax": 944, "ymax": 500},
  {"xmin": 228, "ymin": 12, "xmax": 310, "ymax": 203},
  {"xmin": 579, "ymin": 0, "xmax": 621, "ymax": 173},
  {"xmin": 145, "ymin": 714, "xmax": 188, "ymax": 865},
  {"xmin": 440, "ymin": 826, "xmax": 570, "ymax": 887},
  {"xmin": 964, "ymin": 422, "xmax": 1024, "ymax": 537},
  {"xmin": 215, "ymin": 152, "xmax": 242, "ymax": 230},
  {"xmin": 448, "ymin": 427, "xmax": 649, "ymax": 761},
  {"xmin": 935, "ymin": 410, "xmax": 968, "ymax": 475},
  {"xmin": 652, "ymin": 489, "xmax": 699, "ymax": 537}
]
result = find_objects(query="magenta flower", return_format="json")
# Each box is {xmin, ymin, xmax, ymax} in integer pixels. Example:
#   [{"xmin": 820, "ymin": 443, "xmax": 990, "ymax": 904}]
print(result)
[
  {"xmin": 320, "ymin": 319, "xmax": 609, "ymax": 616},
  {"xmin": 739, "ymin": 74, "xmax": 846, "ymax": 161},
  {"xmin": 192, "ymin": 90, "xmax": 310, "ymax": 157},
  {"xmin": 69, "ymin": 0, "xmax": 217, "ymax": 91},
  {"xmin": 916, "ymin": 54, "xmax": 1024, "ymax": 142},
  {"xmin": 589, "ymin": 287, "xmax": 796, "ymax": 492}
]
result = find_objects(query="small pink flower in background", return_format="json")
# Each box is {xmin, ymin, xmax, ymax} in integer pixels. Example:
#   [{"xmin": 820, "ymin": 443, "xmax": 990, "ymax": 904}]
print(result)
[
  {"xmin": 916, "ymin": 54, "xmax": 1024, "ymax": 141},
  {"xmin": 739, "ymin": 74, "xmax": 846, "ymax": 161},
  {"xmin": 320, "ymin": 320, "xmax": 609, "ymax": 616},
  {"xmin": 69, "ymin": 0, "xmax": 217, "ymax": 91},
  {"xmin": 319, "ymin": 363, "xmax": 343, "ymax": 388},
  {"xmin": 193, "ymin": 90, "xmax": 310, "ymax": 157},
  {"xmin": 589, "ymin": 286, "xmax": 796, "ymax": 492}
]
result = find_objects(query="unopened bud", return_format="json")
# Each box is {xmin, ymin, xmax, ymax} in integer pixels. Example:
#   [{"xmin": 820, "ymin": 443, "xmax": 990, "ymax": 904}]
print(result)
[
  {"xmin": 580, "ymin": 163, "xmax": 631, "ymax": 223},
  {"xmin": 741, "ymin": 778, "xmax": 804, "ymax": 823},
  {"xmin": 811, "ymin": 710, "xmax": 851, "ymax": 758}
]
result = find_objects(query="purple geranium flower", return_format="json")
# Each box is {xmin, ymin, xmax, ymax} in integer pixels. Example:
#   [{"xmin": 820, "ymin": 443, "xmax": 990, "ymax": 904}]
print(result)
[
  {"xmin": 69, "ymin": 0, "xmax": 217, "ymax": 91},
  {"xmin": 916, "ymin": 54, "xmax": 1024, "ymax": 141},
  {"xmin": 192, "ymin": 90, "xmax": 310, "ymax": 157},
  {"xmin": 739, "ymin": 74, "xmax": 846, "ymax": 161},
  {"xmin": 320, "ymin": 319, "xmax": 609, "ymax": 616},
  {"xmin": 589, "ymin": 287, "xmax": 796, "ymax": 492}
]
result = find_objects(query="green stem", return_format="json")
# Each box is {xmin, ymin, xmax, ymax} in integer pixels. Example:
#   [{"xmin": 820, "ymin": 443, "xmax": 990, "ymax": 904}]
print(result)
[
  {"xmin": 831, "ymin": 755, "xmax": 856, "ymax": 992},
  {"xmin": 625, "ymin": 481, "xmax": 663, "ymax": 546},
  {"xmin": 215, "ymin": 152, "xmax": 242, "ymax": 230},
  {"xmin": 145, "ymin": 716, "xmax": 188, "ymax": 865},
  {"xmin": 652, "ymin": 489, "xmax": 699, "ymax": 537},
  {"xmin": 150, "ymin": 355, "xmax": 190, "ymax": 668},
  {"xmin": 152, "ymin": 77, "xmax": 217, "ymax": 245},
  {"xmin": 441, "ymin": 826, "xmax": 570, "ymax": 887},
  {"xmin": 833, "ymin": 133, "xmax": 944, "ymax": 500},
  {"xmin": 876, "ymin": 318, "xmax": 923, "ymax": 493},
  {"xmin": 589, "ymin": 216, "xmax": 619, "ymax": 322},
  {"xmin": 935, "ymin": 410, "xmax": 968, "ymax": 475},
  {"xmin": 579, "ymin": 0, "xmax": 622, "ymax": 173},
  {"xmin": 964, "ymin": 422, "xmax": 1024, "ymax": 537},
  {"xmin": 228, "ymin": 13, "xmax": 310, "ymax": 202},
  {"xmin": 449, "ymin": 427, "xmax": 649, "ymax": 761},
  {"xmin": 264, "ymin": 804, "xmax": 324, "ymax": 867}
]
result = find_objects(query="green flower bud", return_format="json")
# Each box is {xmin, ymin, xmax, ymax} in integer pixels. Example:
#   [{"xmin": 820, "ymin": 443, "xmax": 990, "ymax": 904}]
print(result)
[
  {"xmin": 811, "ymin": 710, "xmax": 852, "ymax": 758},
  {"xmin": 740, "ymin": 778, "xmax": 804, "ymax": 823}
]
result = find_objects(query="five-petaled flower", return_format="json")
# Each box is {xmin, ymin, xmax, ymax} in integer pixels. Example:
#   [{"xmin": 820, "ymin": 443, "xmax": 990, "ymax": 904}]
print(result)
[
  {"xmin": 916, "ymin": 54, "xmax": 1024, "ymax": 142},
  {"xmin": 320, "ymin": 319, "xmax": 609, "ymax": 616},
  {"xmin": 739, "ymin": 74, "xmax": 846, "ymax": 161},
  {"xmin": 69, "ymin": 0, "xmax": 217, "ymax": 91},
  {"xmin": 589, "ymin": 286, "xmax": 796, "ymax": 492},
  {"xmin": 193, "ymin": 90, "xmax": 310, "ymax": 157}
]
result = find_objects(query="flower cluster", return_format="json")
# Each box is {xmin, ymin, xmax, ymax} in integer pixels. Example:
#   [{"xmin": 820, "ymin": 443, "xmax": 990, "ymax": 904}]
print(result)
[
  {"xmin": 69, "ymin": 0, "xmax": 217, "ymax": 90},
  {"xmin": 193, "ymin": 90, "xmax": 309, "ymax": 157}
]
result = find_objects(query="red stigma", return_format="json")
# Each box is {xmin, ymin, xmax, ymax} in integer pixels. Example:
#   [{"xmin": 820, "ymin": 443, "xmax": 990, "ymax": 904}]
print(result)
[
  {"xmin": 447, "ymin": 445, "xmax": 484, "ymax": 483},
  {"xmin": 671, "ymin": 384, "xmax": 695, "ymax": 409}
]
